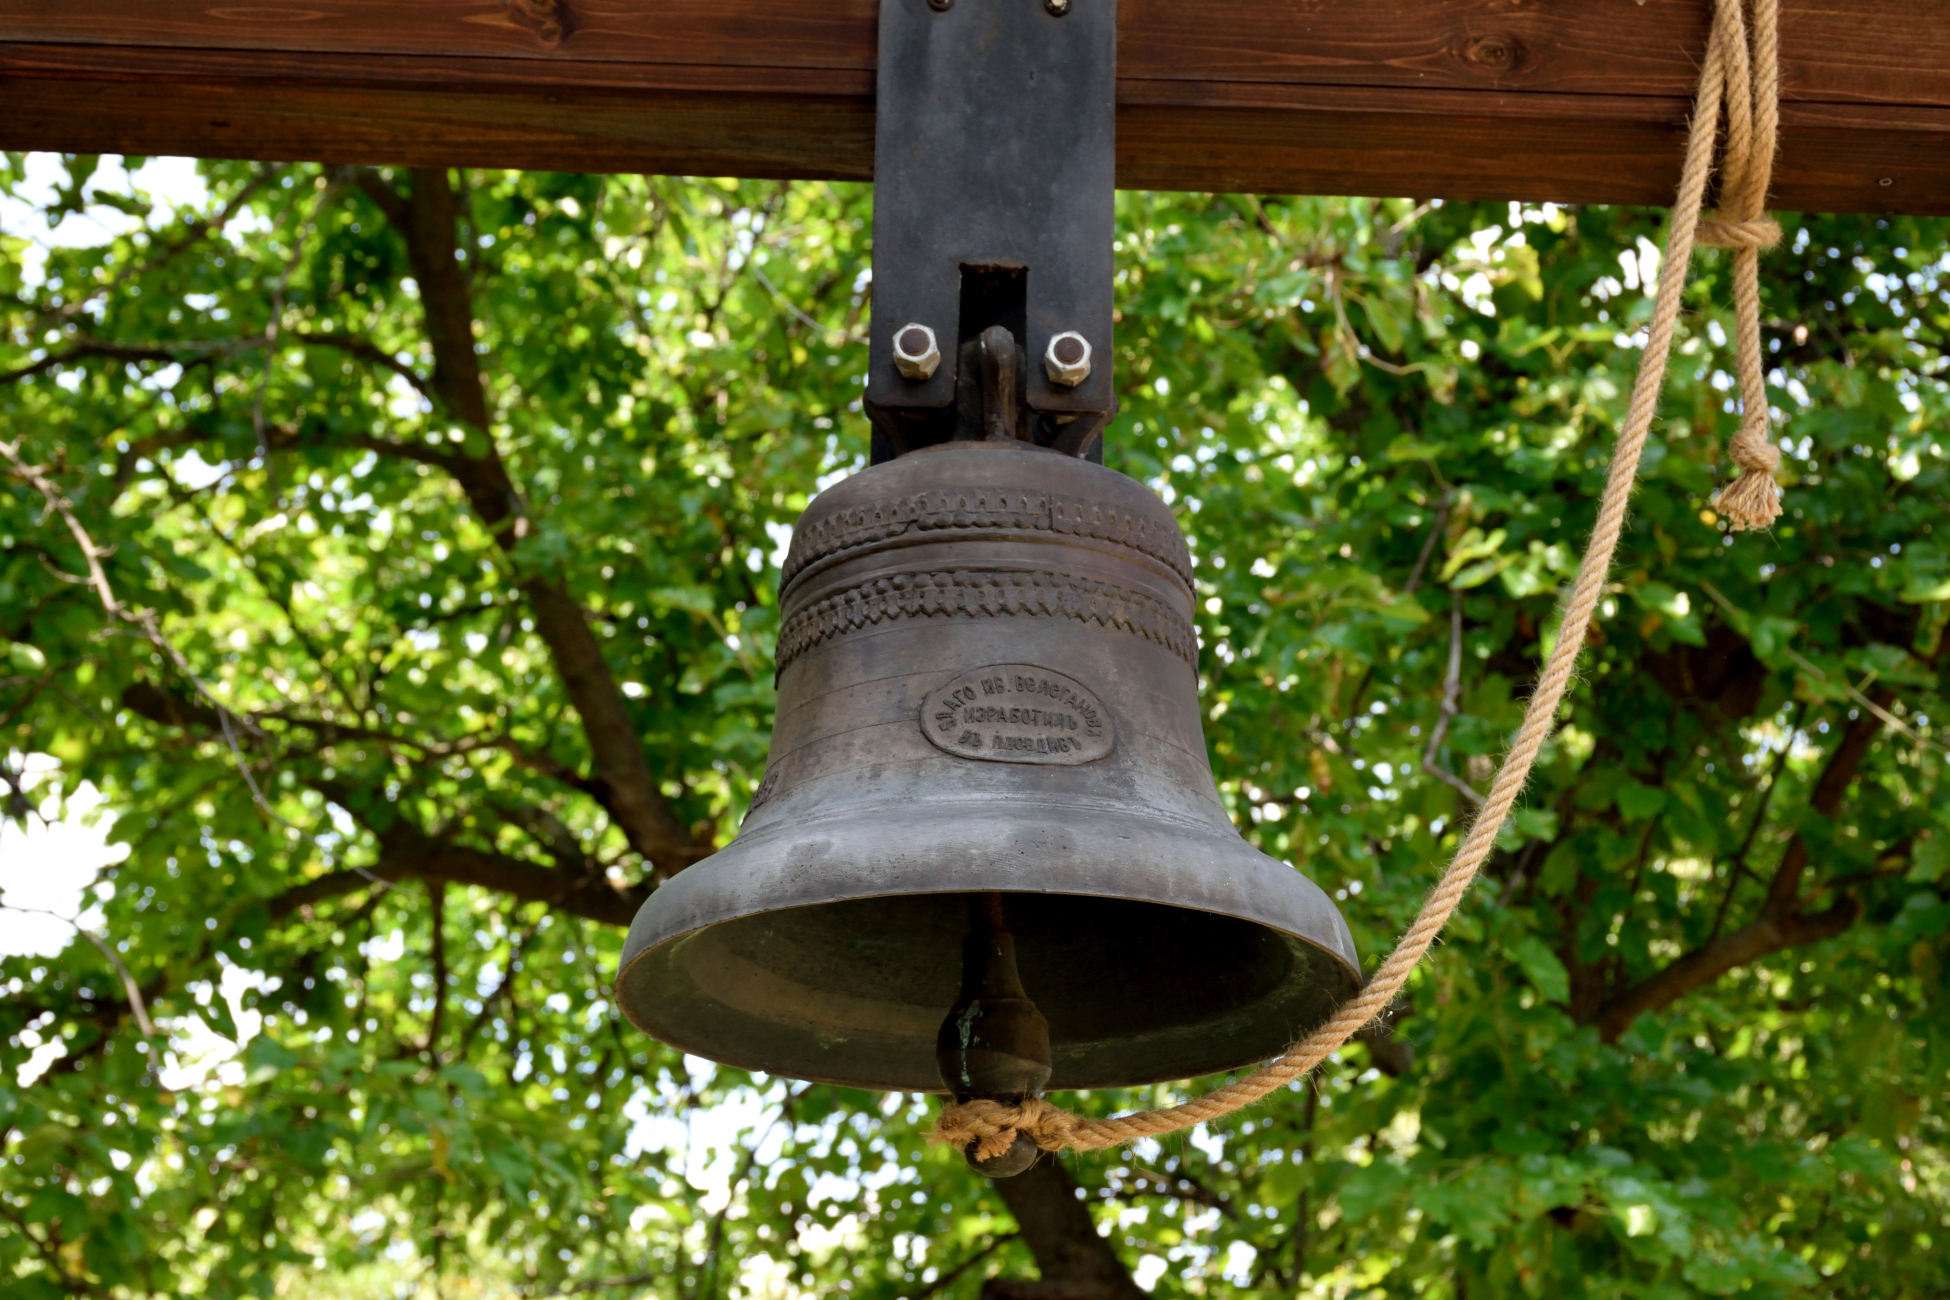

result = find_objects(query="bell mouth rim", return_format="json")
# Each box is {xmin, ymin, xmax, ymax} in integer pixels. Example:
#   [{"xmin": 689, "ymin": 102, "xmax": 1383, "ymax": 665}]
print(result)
[
  {"xmin": 617, "ymin": 878, "xmax": 1362, "ymax": 1000},
  {"xmin": 620, "ymin": 796, "xmax": 1360, "ymax": 979},
  {"xmin": 615, "ymin": 886, "xmax": 1360, "ymax": 1094},
  {"xmin": 613, "ymin": 796, "xmax": 1362, "ymax": 1091}
]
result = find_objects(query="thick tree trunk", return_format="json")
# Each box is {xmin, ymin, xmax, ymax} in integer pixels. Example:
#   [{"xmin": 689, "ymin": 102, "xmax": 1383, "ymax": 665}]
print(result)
[{"xmin": 982, "ymin": 1159, "xmax": 1146, "ymax": 1300}]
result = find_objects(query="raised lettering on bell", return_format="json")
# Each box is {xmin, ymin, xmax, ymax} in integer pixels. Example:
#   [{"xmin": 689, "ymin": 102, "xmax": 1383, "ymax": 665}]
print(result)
[{"xmin": 920, "ymin": 664, "xmax": 1115, "ymax": 765}]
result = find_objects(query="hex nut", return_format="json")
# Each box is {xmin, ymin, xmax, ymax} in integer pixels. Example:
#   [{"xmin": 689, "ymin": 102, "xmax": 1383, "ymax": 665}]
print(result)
[
  {"xmin": 893, "ymin": 323, "xmax": 942, "ymax": 381},
  {"xmin": 1044, "ymin": 331, "xmax": 1092, "ymax": 387}
]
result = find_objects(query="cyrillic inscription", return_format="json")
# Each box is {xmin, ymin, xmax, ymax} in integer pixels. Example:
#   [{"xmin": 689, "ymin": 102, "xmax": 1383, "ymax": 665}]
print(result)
[{"xmin": 921, "ymin": 664, "xmax": 1114, "ymax": 765}]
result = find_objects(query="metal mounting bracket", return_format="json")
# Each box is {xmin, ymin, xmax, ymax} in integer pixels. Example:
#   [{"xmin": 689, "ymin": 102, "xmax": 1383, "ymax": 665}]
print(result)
[{"xmin": 865, "ymin": 0, "xmax": 1117, "ymax": 463}]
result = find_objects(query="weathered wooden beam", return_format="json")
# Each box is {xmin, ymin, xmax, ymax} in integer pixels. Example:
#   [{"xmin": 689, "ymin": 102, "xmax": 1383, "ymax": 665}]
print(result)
[{"xmin": 3, "ymin": 0, "xmax": 1947, "ymax": 213}]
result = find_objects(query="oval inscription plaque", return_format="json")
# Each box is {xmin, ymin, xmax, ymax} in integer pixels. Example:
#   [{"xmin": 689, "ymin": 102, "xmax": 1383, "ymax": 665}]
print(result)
[{"xmin": 920, "ymin": 664, "xmax": 1115, "ymax": 765}]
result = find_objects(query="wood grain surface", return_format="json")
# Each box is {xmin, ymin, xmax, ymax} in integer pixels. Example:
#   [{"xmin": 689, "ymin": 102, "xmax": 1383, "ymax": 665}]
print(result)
[{"xmin": 1, "ymin": 1, "xmax": 1945, "ymax": 211}]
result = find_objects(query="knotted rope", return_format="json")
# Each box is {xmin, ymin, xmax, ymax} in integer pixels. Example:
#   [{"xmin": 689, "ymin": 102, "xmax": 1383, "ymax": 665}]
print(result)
[
  {"xmin": 931, "ymin": 0, "xmax": 1784, "ymax": 1160},
  {"xmin": 1696, "ymin": 0, "xmax": 1785, "ymax": 531}
]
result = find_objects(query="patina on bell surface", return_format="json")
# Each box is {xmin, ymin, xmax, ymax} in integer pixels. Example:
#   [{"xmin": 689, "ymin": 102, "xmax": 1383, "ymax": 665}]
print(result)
[{"xmin": 615, "ymin": 440, "xmax": 1358, "ymax": 1092}]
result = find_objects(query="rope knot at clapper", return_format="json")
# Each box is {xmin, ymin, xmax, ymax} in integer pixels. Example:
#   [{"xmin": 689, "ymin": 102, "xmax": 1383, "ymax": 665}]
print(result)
[
  {"xmin": 930, "ymin": 0, "xmax": 1788, "ymax": 1159},
  {"xmin": 930, "ymin": 1097, "xmax": 1084, "ymax": 1161}
]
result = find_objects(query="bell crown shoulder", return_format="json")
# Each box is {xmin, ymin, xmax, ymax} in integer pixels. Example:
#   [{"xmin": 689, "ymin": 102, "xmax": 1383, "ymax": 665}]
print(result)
[{"xmin": 779, "ymin": 444, "xmax": 1192, "ymax": 592}]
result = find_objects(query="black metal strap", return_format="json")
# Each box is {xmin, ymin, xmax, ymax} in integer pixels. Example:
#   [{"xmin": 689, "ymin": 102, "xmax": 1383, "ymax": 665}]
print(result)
[{"xmin": 866, "ymin": 0, "xmax": 1117, "ymax": 463}]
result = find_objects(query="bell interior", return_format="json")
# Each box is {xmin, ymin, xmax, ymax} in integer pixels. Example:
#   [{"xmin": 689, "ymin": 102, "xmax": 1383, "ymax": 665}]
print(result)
[{"xmin": 620, "ymin": 890, "xmax": 1358, "ymax": 1092}]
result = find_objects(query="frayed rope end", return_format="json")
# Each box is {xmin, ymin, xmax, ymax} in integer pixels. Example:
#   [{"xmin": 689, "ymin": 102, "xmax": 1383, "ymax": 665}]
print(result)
[
  {"xmin": 1714, "ymin": 469, "xmax": 1783, "ymax": 532},
  {"xmin": 1717, "ymin": 420, "xmax": 1784, "ymax": 532}
]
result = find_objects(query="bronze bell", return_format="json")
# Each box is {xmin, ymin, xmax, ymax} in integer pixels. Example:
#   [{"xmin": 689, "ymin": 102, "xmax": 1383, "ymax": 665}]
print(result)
[
  {"xmin": 618, "ymin": 1, "xmax": 1355, "ymax": 1172},
  {"xmin": 616, "ymin": 439, "xmax": 1359, "ymax": 1118}
]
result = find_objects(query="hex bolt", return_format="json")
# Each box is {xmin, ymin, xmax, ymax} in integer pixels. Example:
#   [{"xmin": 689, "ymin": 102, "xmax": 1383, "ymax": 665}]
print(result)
[
  {"xmin": 1045, "ymin": 0, "xmax": 1070, "ymax": 14},
  {"xmin": 929, "ymin": 0, "xmax": 953, "ymax": 10},
  {"xmin": 893, "ymin": 323, "xmax": 942, "ymax": 380},
  {"xmin": 1043, "ymin": 331, "xmax": 1091, "ymax": 387}
]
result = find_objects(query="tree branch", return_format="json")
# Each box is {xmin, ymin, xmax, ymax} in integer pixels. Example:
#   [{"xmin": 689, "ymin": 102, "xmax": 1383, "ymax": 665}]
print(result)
[
  {"xmin": 1401, "ymin": 487, "xmax": 1452, "ymax": 596},
  {"xmin": 289, "ymin": 331, "xmax": 434, "ymax": 401},
  {"xmin": 0, "ymin": 905, "xmax": 158, "ymax": 1036},
  {"xmin": 122, "ymin": 683, "xmax": 600, "ymax": 801},
  {"xmin": 1593, "ymin": 896, "xmax": 1862, "ymax": 1043},
  {"xmin": 2, "ymin": 442, "xmax": 296, "ymax": 839},
  {"xmin": 1422, "ymin": 591, "xmax": 1486, "ymax": 807},
  {"xmin": 1760, "ymin": 697, "xmax": 1889, "ymax": 917},
  {"xmin": 266, "ymin": 812, "xmax": 648, "ymax": 929},
  {"xmin": 915, "ymin": 1235, "xmax": 1020, "ymax": 1300},
  {"xmin": 425, "ymin": 880, "xmax": 448, "ymax": 1059},
  {"xmin": 530, "ymin": 1276, "xmax": 662, "ymax": 1299},
  {"xmin": 457, "ymin": 922, "xmax": 531, "ymax": 1056},
  {"xmin": 1591, "ymin": 694, "xmax": 1892, "ymax": 1042},
  {"xmin": 339, "ymin": 165, "xmax": 409, "ymax": 236},
  {"xmin": 360, "ymin": 165, "xmax": 704, "ymax": 878},
  {"xmin": 1706, "ymin": 700, "xmax": 1806, "ymax": 944},
  {"xmin": 22, "ymin": 174, "xmax": 708, "ymax": 879},
  {"xmin": 1110, "ymin": 1166, "xmax": 1236, "ymax": 1220},
  {"xmin": 1, "ymin": 339, "xmax": 184, "ymax": 387},
  {"xmin": 116, "ymin": 683, "xmax": 646, "ymax": 926},
  {"xmin": 687, "ymin": 1085, "xmax": 802, "ymax": 1300}
]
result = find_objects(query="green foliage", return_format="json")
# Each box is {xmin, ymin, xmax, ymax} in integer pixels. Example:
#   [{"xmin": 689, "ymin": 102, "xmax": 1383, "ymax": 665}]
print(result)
[{"xmin": 0, "ymin": 156, "xmax": 1945, "ymax": 1298}]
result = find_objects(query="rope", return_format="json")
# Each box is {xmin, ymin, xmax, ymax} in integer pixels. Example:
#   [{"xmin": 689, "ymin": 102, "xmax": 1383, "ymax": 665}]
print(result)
[
  {"xmin": 1698, "ymin": 0, "xmax": 1785, "ymax": 531},
  {"xmin": 931, "ymin": 0, "xmax": 1782, "ymax": 1161}
]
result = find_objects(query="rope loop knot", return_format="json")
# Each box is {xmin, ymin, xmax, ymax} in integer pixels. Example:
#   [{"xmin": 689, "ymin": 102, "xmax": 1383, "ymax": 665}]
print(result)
[{"xmin": 1696, "ymin": 214, "xmax": 1782, "ymax": 250}]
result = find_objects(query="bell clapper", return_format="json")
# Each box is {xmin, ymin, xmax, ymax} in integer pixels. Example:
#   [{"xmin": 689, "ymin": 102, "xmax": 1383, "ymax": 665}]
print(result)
[{"xmin": 935, "ymin": 892, "xmax": 1051, "ymax": 1177}]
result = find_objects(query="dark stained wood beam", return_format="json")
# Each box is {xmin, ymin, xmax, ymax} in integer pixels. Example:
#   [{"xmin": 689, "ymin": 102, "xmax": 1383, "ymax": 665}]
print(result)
[{"xmin": 3, "ymin": 0, "xmax": 1948, "ymax": 213}]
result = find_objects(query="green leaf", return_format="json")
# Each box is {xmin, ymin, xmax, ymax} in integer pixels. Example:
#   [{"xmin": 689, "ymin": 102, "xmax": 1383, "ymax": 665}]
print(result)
[
  {"xmin": 1911, "ymin": 829, "xmax": 1949, "ymax": 883},
  {"xmin": 1509, "ymin": 934, "xmax": 1571, "ymax": 1004},
  {"xmin": 242, "ymin": 1035, "xmax": 300, "ymax": 1084},
  {"xmin": 1616, "ymin": 779, "xmax": 1667, "ymax": 821},
  {"xmin": 1335, "ymin": 1163, "xmax": 1409, "ymax": 1223},
  {"xmin": 1749, "ymin": 615, "xmax": 1799, "ymax": 661},
  {"xmin": 1438, "ymin": 527, "xmax": 1507, "ymax": 585},
  {"xmin": 440, "ymin": 1063, "xmax": 491, "ymax": 1096},
  {"xmin": 650, "ymin": 585, "xmax": 718, "ymax": 616},
  {"xmin": 201, "ymin": 991, "xmax": 240, "ymax": 1042}
]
